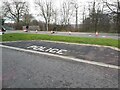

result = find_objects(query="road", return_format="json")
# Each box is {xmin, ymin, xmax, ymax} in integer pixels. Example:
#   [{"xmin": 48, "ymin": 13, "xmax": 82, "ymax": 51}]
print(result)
[
  {"xmin": 6, "ymin": 30, "xmax": 119, "ymax": 40},
  {"xmin": 2, "ymin": 41, "xmax": 120, "ymax": 66},
  {"xmin": 1, "ymin": 40, "xmax": 120, "ymax": 88},
  {"xmin": 2, "ymin": 47, "xmax": 119, "ymax": 88}
]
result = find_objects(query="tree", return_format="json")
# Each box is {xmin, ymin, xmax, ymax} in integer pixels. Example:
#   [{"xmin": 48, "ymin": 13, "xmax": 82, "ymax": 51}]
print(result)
[
  {"xmin": 31, "ymin": 20, "xmax": 39, "ymax": 25},
  {"xmin": 82, "ymin": 5, "xmax": 86, "ymax": 31},
  {"xmin": 35, "ymin": 0, "xmax": 54, "ymax": 31},
  {"xmin": 103, "ymin": 0, "xmax": 120, "ymax": 33},
  {"xmin": 73, "ymin": 2, "xmax": 79, "ymax": 30},
  {"xmin": 53, "ymin": 9, "xmax": 58, "ymax": 25},
  {"xmin": 2, "ymin": 0, "xmax": 29, "ymax": 29},
  {"xmin": 0, "ymin": 3, "xmax": 4, "ymax": 19},
  {"xmin": 23, "ymin": 14, "xmax": 33, "ymax": 25},
  {"xmin": 61, "ymin": 0, "xmax": 74, "ymax": 27},
  {"xmin": 90, "ymin": 0, "xmax": 98, "ymax": 32},
  {"xmin": 82, "ymin": 0, "xmax": 111, "ymax": 32}
]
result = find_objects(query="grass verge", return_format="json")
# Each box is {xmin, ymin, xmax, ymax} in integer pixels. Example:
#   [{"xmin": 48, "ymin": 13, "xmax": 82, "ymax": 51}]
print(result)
[{"xmin": 1, "ymin": 33, "xmax": 119, "ymax": 48}]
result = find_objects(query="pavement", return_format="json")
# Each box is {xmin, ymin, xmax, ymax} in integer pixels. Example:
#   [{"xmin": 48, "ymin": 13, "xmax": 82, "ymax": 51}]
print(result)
[
  {"xmin": 1, "ymin": 40, "xmax": 120, "ymax": 88},
  {"xmin": 2, "ymin": 40, "xmax": 120, "ymax": 66},
  {"xmin": 2, "ymin": 47, "xmax": 119, "ymax": 88}
]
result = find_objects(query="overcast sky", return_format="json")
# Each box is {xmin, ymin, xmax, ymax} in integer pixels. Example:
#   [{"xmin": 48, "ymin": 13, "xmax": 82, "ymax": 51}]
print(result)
[
  {"xmin": 25, "ymin": 0, "xmax": 115, "ymax": 24},
  {"xmin": 29, "ymin": 0, "xmax": 94, "ymax": 12},
  {"xmin": 0, "ymin": 0, "xmax": 116, "ymax": 24},
  {"xmin": 27, "ymin": 0, "xmax": 95, "ymax": 24}
]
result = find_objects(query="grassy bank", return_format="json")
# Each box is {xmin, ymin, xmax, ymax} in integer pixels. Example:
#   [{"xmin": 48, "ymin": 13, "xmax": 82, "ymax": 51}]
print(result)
[{"xmin": 1, "ymin": 33, "xmax": 119, "ymax": 48}]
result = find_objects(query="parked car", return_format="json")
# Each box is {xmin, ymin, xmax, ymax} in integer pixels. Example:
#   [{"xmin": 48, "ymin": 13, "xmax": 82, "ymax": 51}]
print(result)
[{"xmin": 0, "ymin": 26, "xmax": 6, "ymax": 34}]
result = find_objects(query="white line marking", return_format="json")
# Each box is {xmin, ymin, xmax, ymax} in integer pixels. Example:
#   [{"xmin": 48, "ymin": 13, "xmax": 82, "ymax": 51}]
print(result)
[
  {"xmin": 102, "ymin": 36, "xmax": 106, "ymax": 37},
  {"xmin": 27, "ymin": 45, "xmax": 68, "ymax": 54},
  {"xmin": 0, "ymin": 45, "xmax": 120, "ymax": 70}
]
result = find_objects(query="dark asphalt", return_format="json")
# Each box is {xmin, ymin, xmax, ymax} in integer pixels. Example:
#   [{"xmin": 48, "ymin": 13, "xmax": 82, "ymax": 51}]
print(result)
[
  {"xmin": 2, "ymin": 47, "xmax": 119, "ymax": 88},
  {"xmin": 2, "ymin": 41, "xmax": 120, "ymax": 66}
]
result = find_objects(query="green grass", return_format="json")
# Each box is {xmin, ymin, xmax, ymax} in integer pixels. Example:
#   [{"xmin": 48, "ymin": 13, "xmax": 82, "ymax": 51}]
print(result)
[{"xmin": 1, "ymin": 33, "xmax": 120, "ymax": 48}]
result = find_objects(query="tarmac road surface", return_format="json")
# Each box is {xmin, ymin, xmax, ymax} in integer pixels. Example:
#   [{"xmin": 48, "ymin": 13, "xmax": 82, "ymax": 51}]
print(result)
[
  {"xmin": 2, "ymin": 41, "xmax": 119, "ymax": 66},
  {"xmin": 1, "ymin": 40, "xmax": 119, "ymax": 88},
  {"xmin": 2, "ymin": 47, "xmax": 119, "ymax": 88}
]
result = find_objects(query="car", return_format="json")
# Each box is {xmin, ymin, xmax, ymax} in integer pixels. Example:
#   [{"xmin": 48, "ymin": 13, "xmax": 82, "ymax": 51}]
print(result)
[{"xmin": 0, "ymin": 26, "xmax": 6, "ymax": 34}]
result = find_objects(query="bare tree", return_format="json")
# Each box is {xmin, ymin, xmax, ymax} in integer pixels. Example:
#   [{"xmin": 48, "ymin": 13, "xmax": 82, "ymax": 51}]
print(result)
[
  {"xmin": 35, "ymin": 0, "xmax": 54, "ymax": 31},
  {"xmin": 90, "ymin": 0, "xmax": 102, "ymax": 32},
  {"xmin": 0, "ymin": 3, "xmax": 4, "ymax": 19},
  {"xmin": 2, "ymin": 0, "xmax": 29, "ymax": 29},
  {"xmin": 74, "ymin": 2, "xmax": 79, "ymax": 30},
  {"xmin": 61, "ymin": 0, "xmax": 74, "ymax": 26},
  {"xmin": 103, "ymin": 0, "xmax": 120, "ymax": 32},
  {"xmin": 82, "ymin": 0, "xmax": 111, "ymax": 32},
  {"xmin": 91, "ymin": 0, "xmax": 97, "ymax": 32},
  {"xmin": 82, "ymin": 5, "xmax": 86, "ymax": 31},
  {"xmin": 53, "ymin": 9, "xmax": 59, "ymax": 25},
  {"xmin": 23, "ymin": 14, "xmax": 34, "ymax": 25}
]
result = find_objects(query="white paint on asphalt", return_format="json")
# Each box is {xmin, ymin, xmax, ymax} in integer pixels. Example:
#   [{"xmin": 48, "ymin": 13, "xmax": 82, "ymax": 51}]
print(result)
[
  {"xmin": 27, "ymin": 45, "xmax": 67, "ymax": 54},
  {"xmin": 1, "ymin": 45, "xmax": 120, "ymax": 70},
  {"xmin": 102, "ymin": 36, "xmax": 106, "ymax": 37},
  {"xmin": 89, "ymin": 35, "xmax": 92, "ymax": 36}
]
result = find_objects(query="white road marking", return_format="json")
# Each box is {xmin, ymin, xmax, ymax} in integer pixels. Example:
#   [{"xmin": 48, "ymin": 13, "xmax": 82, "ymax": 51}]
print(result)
[
  {"xmin": 0, "ymin": 45, "xmax": 120, "ymax": 70},
  {"xmin": 102, "ymin": 36, "xmax": 106, "ymax": 37},
  {"xmin": 27, "ymin": 45, "xmax": 67, "ymax": 54}
]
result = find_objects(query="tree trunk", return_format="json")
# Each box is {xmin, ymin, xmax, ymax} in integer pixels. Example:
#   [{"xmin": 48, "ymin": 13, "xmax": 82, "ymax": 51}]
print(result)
[
  {"xmin": 117, "ymin": 13, "xmax": 120, "ymax": 33},
  {"xmin": 75, "ymin": 8, "xmax": 78, "ymax": 31},
  {"xmin": 45, "ymin": 21, "xmax": 49, "ymax": 31}
]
